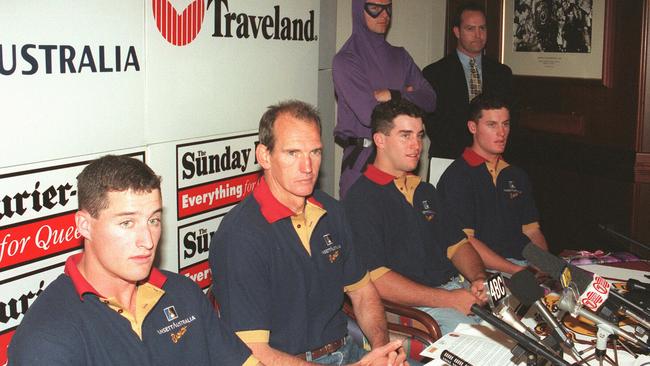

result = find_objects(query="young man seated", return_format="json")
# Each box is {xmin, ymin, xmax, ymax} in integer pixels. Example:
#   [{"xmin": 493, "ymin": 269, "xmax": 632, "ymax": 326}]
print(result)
[
  {"xmin": 343, "ymin": 99, "xmax": 497, "ymax": 335},
  {"xmin": 437, "ymin": 93, "xmax": 548, "ymax": 270}
]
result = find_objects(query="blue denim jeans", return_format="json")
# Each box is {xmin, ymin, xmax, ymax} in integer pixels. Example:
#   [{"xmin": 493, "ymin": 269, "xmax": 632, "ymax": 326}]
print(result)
[
  {"xmin": 416, "ymin": 276, "xmax": 481, "ymax": 336},
  {"xmin": 507, "ymin": 258, "xmax": 529, "ymax": 267},
  {"xmin": 309, "ymin": 336, "xmax": 367, "ymax": 365}
]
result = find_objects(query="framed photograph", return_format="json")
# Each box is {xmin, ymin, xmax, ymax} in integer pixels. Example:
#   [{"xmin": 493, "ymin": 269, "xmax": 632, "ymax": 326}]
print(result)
[{"xmin": 500, "ymin": 0, "xmax": 608, "ymax": 80}]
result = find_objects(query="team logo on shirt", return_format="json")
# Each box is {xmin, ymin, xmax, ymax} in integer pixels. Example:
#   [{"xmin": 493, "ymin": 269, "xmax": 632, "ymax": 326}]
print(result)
[
  {"xmin": 171, "ymin": 325, "xmax": 188, "ymax": 343},
  {"xmin": 164, "ymin": 306, "xmax": 179, "ymax": 321},
  {"xmin": 421, "ymin": 200, "xmax": 436, "ymax": 221},
  {"xmin": 503, "ymin": 180, "xmax": 522, "ymax": 199},
  {"xmin": 321, "ymin": 233, "xmax": 341, "ymax": 263},
  {"xmin": 323, "ymin": 234, "xmax": 334, "ymax": 246}
]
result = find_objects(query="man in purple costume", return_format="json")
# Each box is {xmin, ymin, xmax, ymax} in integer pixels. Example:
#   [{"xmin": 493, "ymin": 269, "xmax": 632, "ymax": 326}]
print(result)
[{"xmin": 333, "ymin": 0, "xmax": 436, "ymax": 198}]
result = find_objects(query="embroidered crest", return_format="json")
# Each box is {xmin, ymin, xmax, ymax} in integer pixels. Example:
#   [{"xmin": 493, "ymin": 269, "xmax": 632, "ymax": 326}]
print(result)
[
  {"xmin": 503, "ymin": 180, "xmax": 522, "ymax": 199},
  {"xmin": 170, "ymin": 326, "xmax": 187, "ymax": 343},
  {"xmin": 328, "ymin": 251, "xmax": 340, "ymax": 263},
  {"xmin": 321, "ymin": 233, "xmax": 341, "ymax": 263},
  {"xmin": 421, "ymin": 200, "xmax": 436, "ymax": 221},
  {"xmin": 163, "ymin": 306, "xmax": 179, "ymax": 321},
  {"xmin": 323, "ymin": 233, "xmax": 334, "ymax": 246}
]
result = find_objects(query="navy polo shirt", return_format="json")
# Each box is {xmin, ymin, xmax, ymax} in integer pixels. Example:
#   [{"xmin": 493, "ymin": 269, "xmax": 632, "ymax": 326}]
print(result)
[
  {"xmin": 437, "ymin": 148, "xmax": 540, "ymax": 259},
  {"xmin": 343, "ymin": 165, "xmax": 466, "ymax": 288},
  {"xmin": 210, "ymin": 177, "xmax": 369, "ymax": 355},
  {"xmin": 8, "ymin": 253, "xmax": 255, "ymax": 366}
]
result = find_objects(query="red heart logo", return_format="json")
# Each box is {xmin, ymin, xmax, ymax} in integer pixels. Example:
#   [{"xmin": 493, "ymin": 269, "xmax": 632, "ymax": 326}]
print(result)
[{"xmin": 152, "ymin": 0, "xmax": 206, "ymax": 46}]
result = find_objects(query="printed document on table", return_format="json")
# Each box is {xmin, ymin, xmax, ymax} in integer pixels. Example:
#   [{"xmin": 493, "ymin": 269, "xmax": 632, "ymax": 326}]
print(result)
[{"xmin": 421, "ymin": 324, "xmax": 523, "ymax": 366}]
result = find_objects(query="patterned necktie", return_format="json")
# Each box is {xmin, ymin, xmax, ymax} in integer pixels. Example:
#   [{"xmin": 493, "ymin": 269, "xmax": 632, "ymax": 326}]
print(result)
[{"xmin": 469, "ymin": 57, "xmax": 482, "ymax": 101}]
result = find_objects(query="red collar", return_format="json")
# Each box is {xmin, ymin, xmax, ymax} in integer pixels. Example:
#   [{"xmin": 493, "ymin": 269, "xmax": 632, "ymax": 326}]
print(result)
[
  {"xmin": 253, "ymin": 176, "xmax": 323, "ymax": 223},
  {"xmin": 65, "ymin": 253, "xmax": 167, "ymax": 301},
  {"xmin": 364, "ymin": 164, "xmax": 396, "ymax": 185},
  {"xmin": 462, "ymin": 148, "xmax": 490, "ymax": 167}
]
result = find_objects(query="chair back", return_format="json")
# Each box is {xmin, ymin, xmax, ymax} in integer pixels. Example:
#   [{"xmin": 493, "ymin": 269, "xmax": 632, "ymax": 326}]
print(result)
[{"xmin": 428, "ymin": 158, "xmax": 453, "ymax": 187}]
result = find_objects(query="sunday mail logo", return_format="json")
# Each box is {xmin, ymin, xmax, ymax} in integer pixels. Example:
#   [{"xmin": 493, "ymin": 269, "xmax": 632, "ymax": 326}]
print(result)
[
  {"xmin": 176, "ymin": 133, "xmax": 260, "ymax": 220},
  {"xmin": 178, "ymin": 215, "xmax": 223, "ymax": 288}
]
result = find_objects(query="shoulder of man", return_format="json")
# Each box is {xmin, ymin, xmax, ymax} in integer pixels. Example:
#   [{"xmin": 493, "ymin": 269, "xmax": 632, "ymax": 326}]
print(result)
[
  {"xmin": 438, "ymin": 157, "xmax": 472, "ymax": 185},
  {"xmin": 483, "ymin": 55, "xmax": 512, "ymax": 75},
  {"xmin": 8, "ymin": 274, "xmax": 88, "ymax": 358},
  {"xmin": 342, "ymin": 174, "xmax": 384, "ymax": 203},
  {"xmin": 423, "ymin": 53, "xmax": 460, "ymax": 77}
]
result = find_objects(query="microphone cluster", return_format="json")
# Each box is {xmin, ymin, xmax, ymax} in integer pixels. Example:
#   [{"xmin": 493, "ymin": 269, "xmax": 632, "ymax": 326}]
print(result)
[{"xmin": 463, "ymin": 244, "xmax": 650, "ymax": 366}]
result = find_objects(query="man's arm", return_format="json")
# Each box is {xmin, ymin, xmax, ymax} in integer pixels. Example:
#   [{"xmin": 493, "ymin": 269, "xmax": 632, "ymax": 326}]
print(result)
[
  {"xmin": 401, "ymin": 51, "xmax": 436, "ymax": 112},
  {"xmin": 467, "ymin": 236, "xmax": 525, "ymax": 274},
  {"xmin": 523, "ymin": 227, "xmax": 549, "ymax": 251},
  {"xmin": 372, "ymin": 270, "xmax": 480, "ymax": 316},
  {"xmin": 245, "ymin": 344, "xmax": 316, "ymax": 366},
  {"xmin": 347, "ymin": 281, "xmax": 389, "ymax": 348},
  {"xmin": 333, "ymin": 53, "xmax": 379, "ymax": 127},
  {"xmin": 8, "ymin": 329, "xmax": 83, "ymax": 365},
  {"xmin": 246, "ymin": 340, "xmax": 406, "ymax": 366},
  {"xmin": 449, "ymin": 242, "xmax": 489, "ymax": 303}
]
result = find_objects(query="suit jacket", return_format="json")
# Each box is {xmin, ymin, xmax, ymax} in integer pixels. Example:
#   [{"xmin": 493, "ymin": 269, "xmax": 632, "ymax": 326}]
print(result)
[{"xmin": 423, "ymin": 53, "xmax": 513, "ymax": 159}]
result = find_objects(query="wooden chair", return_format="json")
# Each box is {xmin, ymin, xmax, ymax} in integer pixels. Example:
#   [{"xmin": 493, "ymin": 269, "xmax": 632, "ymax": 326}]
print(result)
[{"xmin": 343, "ymin": 296, "xmax": 441, "ymax": 362}]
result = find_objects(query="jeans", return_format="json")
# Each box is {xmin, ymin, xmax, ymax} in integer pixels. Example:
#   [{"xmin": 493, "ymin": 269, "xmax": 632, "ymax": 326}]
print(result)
[
  {"xmin": 507, "ymin": 258, "xmax": 529, "ymax": 267},
  {"xmin": 310, "ymin": 336, "xmax": 367, "ymax": 365},
  {"xmin": 416, "ymin": 276, "xmax": 482, "ymax": 336}
]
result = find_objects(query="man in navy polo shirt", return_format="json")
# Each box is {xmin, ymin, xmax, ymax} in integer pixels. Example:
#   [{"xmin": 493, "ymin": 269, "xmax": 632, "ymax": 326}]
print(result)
[
  {"xmin": 8, "ymin": 155, "xmax": 258, "ymax": 366},
  {"xmin": 342, "ymin": 99, "xmax": 518, "ymax": 335},
  {"xmin": 437, "ymin": 94, "xmax": 548, "ymax": 266},
  {"xmin": 210, "ymin": 100, "xmax": 407, "ymax": 366}
]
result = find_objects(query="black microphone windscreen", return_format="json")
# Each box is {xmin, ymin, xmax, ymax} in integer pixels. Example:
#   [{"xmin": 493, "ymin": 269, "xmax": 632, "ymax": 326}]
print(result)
[
  {"xmin": 509, "ymin": 269, "xmax": 544, "ymax": 306},
  {"xmin": 522, "ymin": 243, "xmax": 566, "ymax": 279}
]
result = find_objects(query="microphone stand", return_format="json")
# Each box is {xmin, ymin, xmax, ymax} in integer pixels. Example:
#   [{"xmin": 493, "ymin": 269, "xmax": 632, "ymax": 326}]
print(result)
[
  {"xmin": 471, "ymin": 304, "xmax": 571, "ymax": 366},
  {"xmin": 558, "ymin": 286, "xmax": 647, "ymax": 366},
  {"xmin": 598, "ymin": 224, "xmax": 650, "ymax": 253}
]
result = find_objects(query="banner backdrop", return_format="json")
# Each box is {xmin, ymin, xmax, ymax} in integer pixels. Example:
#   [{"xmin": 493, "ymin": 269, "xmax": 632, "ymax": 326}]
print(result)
[
  {"xmin": 146, "ymin": 131, "xmax": 261, "ymax": 286},
  {"xmin": 1, "ymin": 0, "xmax": 319, "ymax": 362}
]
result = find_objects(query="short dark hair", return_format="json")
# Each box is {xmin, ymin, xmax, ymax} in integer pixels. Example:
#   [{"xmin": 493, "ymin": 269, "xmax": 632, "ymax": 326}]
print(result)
[
  {"xmin": 371, "ymin": 99, "xmax": 425, "ymax": 135},
  {"xmin": 258, "ymin": 100, "xmax": 322, "ymax": 152},
  {"xmin": 453, "ymin": 2, "xmax": 486, "ymax": 28},
  {"xmin": 77, "ymin": 155, "xmax": 161, "ymax": 217},
  {"xmin": 468, "ymin": 93, "xmax": 510, "ymax": 122}
]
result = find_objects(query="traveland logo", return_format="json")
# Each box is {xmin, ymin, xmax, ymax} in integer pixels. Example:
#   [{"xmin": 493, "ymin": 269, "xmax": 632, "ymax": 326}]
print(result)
[{"xmin": 152, "ymin": 0, "xmax": 317, "ymax": 46}]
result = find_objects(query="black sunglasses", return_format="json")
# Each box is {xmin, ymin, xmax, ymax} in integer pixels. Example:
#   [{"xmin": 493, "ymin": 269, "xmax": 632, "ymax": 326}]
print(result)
[{"xmin": 364, "ymin": 2, "xmax": 392, "ymax": 18}]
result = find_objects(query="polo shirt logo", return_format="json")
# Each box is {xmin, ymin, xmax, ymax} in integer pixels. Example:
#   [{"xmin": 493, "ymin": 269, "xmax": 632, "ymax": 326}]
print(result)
[
  {"xmin": 164, "ymin": 306, "xmax": 179, "ymax": 321},
  {"xmin": 170, "ymin": 325, "xmax": 188, "ymax": 343},
  {"xmin": 323, "ymin": 233, "xmax": 334, "ymax": 246},
  {"xmin": 503, "ymin": 180, "xmax": 522, "ymax": 199},
  {"xmin": 321, "ymin": 233, "xmax": 341, "ymax": 263},
  {"xmin": 421, "ymin": 200, "xmax": 436, "ymax": 221}
]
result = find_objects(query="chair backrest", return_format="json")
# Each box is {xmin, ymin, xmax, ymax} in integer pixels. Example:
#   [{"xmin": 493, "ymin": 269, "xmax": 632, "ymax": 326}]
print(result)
[{"xmin": 428, "ymin": 158, "xmax": 454, "ymax": 187}]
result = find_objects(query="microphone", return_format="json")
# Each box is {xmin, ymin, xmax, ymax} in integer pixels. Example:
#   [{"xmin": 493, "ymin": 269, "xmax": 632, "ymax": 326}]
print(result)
[
  {"xmin": 483, "ymin": 273, "xmax": 534, "ymax": 337},
  {"xmin": 509, "ymin": 269, "xmax": 577, "ymax": 354},
  {"xmin": 557, "ymin": 286, "xmax": 650, "ymax": 354},
  {"xmin": 523, "ymin": 243, "xmax": 650, "ymax": 323},
  {"xmin": 523, "ymin": 244, "xmax": 650, "ymax": 353},
  {"xmin": 470, "ymin": 304, "xmax": 571, "ymax": 366},
  {"xmin": 440, "ymin": 350, "xmax": 473, "ymax": 366},
  {"xmin": 628, "ymin": 279, "xmax": 650, "ymax": 293}
]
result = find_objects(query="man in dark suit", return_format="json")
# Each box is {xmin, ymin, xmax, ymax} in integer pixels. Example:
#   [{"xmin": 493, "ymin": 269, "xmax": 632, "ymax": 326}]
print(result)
[{"xmin": 423, "ymin": 2, "xmax": 513, "ymax": 159}]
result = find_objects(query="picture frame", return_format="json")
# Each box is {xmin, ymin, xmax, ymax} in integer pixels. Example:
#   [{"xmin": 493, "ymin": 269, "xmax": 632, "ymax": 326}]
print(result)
[{"xmin": 500, "ymin": 0, "xmax": 611, "ymax": 83}]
